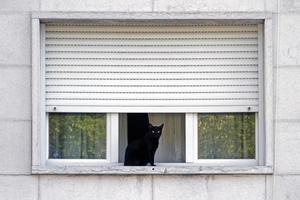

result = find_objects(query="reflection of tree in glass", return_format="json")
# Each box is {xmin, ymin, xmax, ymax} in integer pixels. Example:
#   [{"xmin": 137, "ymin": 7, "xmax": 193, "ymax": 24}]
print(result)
[
  {"xmin": 49, "ymin": 113, "xmax": 106, "ymax": 159},
  {"xmin": 198, "ymin": 113, "xmax": 255, "ymax": 159}
]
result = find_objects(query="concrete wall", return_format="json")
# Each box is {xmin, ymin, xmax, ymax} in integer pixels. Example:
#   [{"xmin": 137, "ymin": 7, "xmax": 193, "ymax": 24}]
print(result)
[
  {"xmin": 1, "ymin": 0, "xmax": 300, "ymax": 199},
  {"xmin": 275, "ymin": 1, "xmax": 300, "ymax": 199}
]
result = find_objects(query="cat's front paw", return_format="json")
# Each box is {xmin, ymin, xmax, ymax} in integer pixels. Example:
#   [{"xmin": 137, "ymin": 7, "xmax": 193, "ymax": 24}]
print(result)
[{"xmin": 151, "ymin": 164, "xmax": 156, "ymax": 166}]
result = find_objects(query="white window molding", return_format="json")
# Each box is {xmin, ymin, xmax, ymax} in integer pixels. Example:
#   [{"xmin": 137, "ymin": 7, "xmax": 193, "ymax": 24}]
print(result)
[
  {"xmin": 186, "ymin": 113, "xmax": 260, "ymax": 166},
  {"xmin": 31, "ymin": 164, "xmax": 273, "ymax": 175},
  {"xmin": 31, "ymin": 12, "xmax": 274, "ymax": 174},
  {"xmin": 44, "ymin": 113, "xmax": 118, "ymax": 167}
]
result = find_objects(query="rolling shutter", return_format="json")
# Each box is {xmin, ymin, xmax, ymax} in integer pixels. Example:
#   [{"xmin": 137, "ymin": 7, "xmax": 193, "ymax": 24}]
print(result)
[{"xmin": 44, "ymin": 23, "xmax": 261, "ymax": 112}]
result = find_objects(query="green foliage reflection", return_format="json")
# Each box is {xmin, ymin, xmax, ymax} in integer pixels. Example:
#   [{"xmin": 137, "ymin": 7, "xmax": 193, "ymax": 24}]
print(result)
[
  {"xmin": 198, "ymin": 113, "xmax": 255, "ymax": 159},
  {"xmin": 49, "ymin": 113, "xmax": 106, "ymax": 159}
]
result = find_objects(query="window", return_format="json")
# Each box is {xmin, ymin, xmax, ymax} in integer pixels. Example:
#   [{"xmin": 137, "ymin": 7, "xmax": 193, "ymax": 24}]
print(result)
[
  {"xmin": 32, "ymin": 18, "xmax": 271, "ymax": 173},
  {"xmin": 197, "ymin": 113, "xmax": 255, "ymax": 160},
  {"xmin": 119, "ymin": 113, "xmax": 186, "ymax": 163},
  {"xmin": 48, "ymin": 113, "xmax": 107, "ymax": 159}
]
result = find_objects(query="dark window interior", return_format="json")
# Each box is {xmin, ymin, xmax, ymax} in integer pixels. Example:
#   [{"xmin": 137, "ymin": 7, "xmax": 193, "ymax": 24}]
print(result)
[{"xmin": 127, "ymin": 113, "xmax": 149, "ymax": 144}]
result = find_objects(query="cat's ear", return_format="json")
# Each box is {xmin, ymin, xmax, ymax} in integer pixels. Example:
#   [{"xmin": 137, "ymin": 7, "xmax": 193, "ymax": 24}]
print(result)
[
  {"xmin": 159, "ymin": 124, "xmax": 164, "ymax": 129},
  {"xmin": 148, "ymin": 123, "xmax": 153, "ymax": 129}
]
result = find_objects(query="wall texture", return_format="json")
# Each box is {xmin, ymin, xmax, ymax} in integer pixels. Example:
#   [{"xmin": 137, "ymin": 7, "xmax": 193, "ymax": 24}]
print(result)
[
  {"xmin": 275, "ymin": 0, "xmax": 300, "ymax": 199},
  {"xmin": 1, "ymin": 0, "xmax": 300, "ymax": 199}
]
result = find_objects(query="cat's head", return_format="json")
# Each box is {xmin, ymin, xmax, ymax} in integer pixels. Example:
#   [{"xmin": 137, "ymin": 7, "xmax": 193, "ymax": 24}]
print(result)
[{"xmin": 148, "ymin": 123, "xmax": 164, "ymax": 138}]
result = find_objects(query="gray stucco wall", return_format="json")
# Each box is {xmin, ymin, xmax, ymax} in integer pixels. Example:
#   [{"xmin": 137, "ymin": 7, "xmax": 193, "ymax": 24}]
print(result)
[{"xmin": 0, "ymin": 0, "xmax": 299, "ymax": 199}]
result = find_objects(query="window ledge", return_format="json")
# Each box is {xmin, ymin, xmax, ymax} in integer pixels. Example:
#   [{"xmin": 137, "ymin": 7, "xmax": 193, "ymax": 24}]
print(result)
[{"xmin": 32, "ymin": 164, "xmax": 273, "ymax": 175}]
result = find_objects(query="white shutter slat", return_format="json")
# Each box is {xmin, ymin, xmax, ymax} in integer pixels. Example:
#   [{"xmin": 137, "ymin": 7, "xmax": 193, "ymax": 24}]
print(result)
[
  {"xmin": 46, "ymin": 99, "xmax": 259, "ymax": 107},
  {"xmin": 46, "ymin": 66, "xmax": 258, "ymax": 73},
  {"xmin": 45, "ymin": 38, "xmax": 258, "ymax": 46},
  {"xmin": 46, "ymin": 92, "xmax": 258, "ymax": 100},
  {"xmin": 46, "ymin": 45, "xmax": 259, "ymax": 52},
  {"xmin": 44, "ymin": 23, "xmax": 260, "ymax": 110},
  {"xmin": 45, "ymin": 24, "xmax": 258, "ymax": 32},
  {"xmin": 46, "ymin": 79, "xmax": 258, "ymax": 86},
  {"xmin": 45, "ymin": 58, "xmax": 258, "ymax": 66},
  {"xmin": 46, "ymin": 72, "xmax": 258, "ymax": 79},
  {"xmin": 46, "ymin": 52, "xmax": 258, "ymax": 59},
  {"xmin": 46, "ymin": 32, "xmax": 258, "ymax": 39},
  {"xmin": 46, "ymin": 85, "xmax": 258, "ymax": 93}
]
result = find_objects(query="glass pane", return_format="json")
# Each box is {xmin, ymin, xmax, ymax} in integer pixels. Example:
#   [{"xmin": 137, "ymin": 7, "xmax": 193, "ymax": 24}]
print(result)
[
  {"xmin": 148, "ymin": 113, "xmax": 185, "ymax": 163},
  {"xmin": 118, "ymin": 113, "xmax": 185, "ymax": 163},
  {"xmin": 49, "ymin": 113, "xmax": 106, "ymax": 159},
  {"xmin": 198, "ymin": 113, "xmax": 255, "ymax": 159}
]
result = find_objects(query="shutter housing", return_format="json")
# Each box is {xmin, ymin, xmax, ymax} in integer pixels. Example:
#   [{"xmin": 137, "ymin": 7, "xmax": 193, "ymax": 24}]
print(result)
[{"xmin": 44, "ymin": 23, "xmax": 261, "ymax": 112}]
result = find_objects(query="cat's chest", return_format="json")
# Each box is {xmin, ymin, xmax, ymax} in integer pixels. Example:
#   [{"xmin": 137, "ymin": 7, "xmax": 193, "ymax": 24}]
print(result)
[{"xmin": 145, "ymin": 139, "xmax": 159, "ymax": 149}]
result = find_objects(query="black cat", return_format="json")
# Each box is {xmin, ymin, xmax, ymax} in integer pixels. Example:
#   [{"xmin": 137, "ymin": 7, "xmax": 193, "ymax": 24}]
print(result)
[{"xmin": 124, "ymin": 123, "xmax": 164, "ymax": 166}]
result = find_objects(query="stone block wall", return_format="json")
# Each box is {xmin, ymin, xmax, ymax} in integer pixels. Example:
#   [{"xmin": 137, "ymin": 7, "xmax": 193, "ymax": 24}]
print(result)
[{"xmin": 1, "ymin": 0, "xmax": 300, "ymax": 199}]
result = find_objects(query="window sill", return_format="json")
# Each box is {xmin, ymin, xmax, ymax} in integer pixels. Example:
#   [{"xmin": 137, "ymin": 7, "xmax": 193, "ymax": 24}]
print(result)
[{"xmin": 32, "ymin": 164, "xmax": 273, "ymax": 175}]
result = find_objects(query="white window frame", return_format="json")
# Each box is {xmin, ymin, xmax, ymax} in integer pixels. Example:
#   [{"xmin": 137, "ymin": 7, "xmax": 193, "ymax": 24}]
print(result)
[
  {"xmin": 186, "ymin": 113, "xmax": 260, "ymax": 166},
  {"xmin": 32, "ymin": 12, "xmax": 274, "ymax": 174},
  {"xmin": 45, "ymin": 113, "xmax": 119, "ymax": 166}
]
